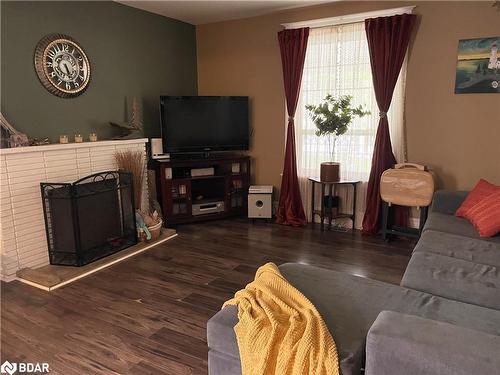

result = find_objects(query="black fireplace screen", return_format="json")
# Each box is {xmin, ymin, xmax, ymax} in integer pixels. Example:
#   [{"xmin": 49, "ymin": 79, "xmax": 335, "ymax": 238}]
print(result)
[{"xmin": 41, "ymin": 171, "xmax": 137, "ymax": 266}]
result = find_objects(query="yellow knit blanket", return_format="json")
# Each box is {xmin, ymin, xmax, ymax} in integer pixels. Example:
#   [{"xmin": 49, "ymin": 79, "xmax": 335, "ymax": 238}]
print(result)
[{"xmin": 223, "ymin": 263, "xmax": 340, "ymax": 375}]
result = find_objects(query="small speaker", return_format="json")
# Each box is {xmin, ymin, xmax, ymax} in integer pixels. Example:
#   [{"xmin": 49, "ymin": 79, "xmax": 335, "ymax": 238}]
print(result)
[
  {"xmin": 151, "ymin": 138, "xmax": 169, "ymax": 160},
  {"xmin": 248, "ymin": 185, "xmax": 273, "ymax": 219}
]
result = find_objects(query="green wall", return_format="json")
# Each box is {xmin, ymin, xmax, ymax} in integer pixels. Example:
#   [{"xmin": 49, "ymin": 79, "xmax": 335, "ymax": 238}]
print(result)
[{"xmin": 1, "ymin": 1, "xmax": 197, "ymax": 142}]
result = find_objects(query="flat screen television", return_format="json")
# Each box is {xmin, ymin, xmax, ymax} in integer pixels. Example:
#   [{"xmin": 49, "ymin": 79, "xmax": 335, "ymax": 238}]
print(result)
[{"xmin": 160, "ymin": 96, "xmax": 249, "ymax": 154}]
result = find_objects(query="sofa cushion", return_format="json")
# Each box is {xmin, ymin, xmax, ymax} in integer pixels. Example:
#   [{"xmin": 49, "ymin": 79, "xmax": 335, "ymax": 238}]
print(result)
[
  {"xmin": 208, "ymin": 263, "xmax": 500, "ymax": 375},
  {"xmin": 464, "ymin": 190, "xmax": 500, "ymax": 237},
  {"xmin": 423, "ymin": 212, "xmax": 500, "ymax": 243},
  {"xmin": 366, "ymin": 311, "xmax": 500, "ymax": 375},
  {"xmin": 415, "ymin": 230, "xmax": 500, "ymax": 267},
  {"xmin": 455, "ymin": 179, "xmax": 499, "ymax": 217},
  {"xmin": 430, "ymin": 190, "xmax": 468, "ymax": 215},
  {"xmin": 401, "ymin": 251, "xmax": 500, "ymax": 310}
]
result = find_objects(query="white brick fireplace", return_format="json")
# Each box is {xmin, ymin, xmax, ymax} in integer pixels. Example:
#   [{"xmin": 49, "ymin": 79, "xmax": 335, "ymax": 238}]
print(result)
[{"xmin": 0, "ymin": 138, "xmax": 149, "ymax": 281}]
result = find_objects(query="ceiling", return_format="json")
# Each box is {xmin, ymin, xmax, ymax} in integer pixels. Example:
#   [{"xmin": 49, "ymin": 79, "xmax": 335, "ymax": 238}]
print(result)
[{"xmin": 116, "ymin": 1, "xmax": 332, "ymax": 25}]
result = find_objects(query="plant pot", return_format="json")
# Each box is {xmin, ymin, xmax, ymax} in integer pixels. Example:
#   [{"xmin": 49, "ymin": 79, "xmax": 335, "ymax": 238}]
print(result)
[
  {"xmin": 320, "ymin": 162, "xmax": 340, "ymax": 182},
  {"xmin": 147, "ymin": 220, "xmax": 163, "ymax": 241}
]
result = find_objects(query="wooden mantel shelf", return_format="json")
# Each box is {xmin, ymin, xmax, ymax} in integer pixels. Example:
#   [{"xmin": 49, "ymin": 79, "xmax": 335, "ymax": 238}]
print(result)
[{"xmin": 0, "ymin": 138, "xmax": 149, "ymax": 155}]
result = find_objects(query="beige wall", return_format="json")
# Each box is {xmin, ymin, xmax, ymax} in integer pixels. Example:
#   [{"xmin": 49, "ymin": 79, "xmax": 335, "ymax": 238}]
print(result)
[{"xmin": 197, "ymin": 1, "xmax": 500, "ymax": 191}]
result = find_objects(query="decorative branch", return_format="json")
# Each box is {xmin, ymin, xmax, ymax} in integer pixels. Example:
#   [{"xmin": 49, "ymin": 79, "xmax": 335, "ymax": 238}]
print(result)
[
  {"xmin": 305, "ymin": 95, "xmax": 370, "ymax": 160},
  {"xmin": 0, "ymin": 112, "xmax": 29, "ymax": 148},
  {"xmin": 109, "ymin": 97, "xmax": 144, "ymax": 140},
  {"xmin": 130, "ymin": 97, "xmax": 143, "ymax": 131}
]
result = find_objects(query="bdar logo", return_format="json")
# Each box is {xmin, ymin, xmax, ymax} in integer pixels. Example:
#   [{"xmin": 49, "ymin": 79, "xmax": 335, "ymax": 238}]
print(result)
[{"xmin": 0, "ymin": 361, "xmax": 17, "ymax": 375}]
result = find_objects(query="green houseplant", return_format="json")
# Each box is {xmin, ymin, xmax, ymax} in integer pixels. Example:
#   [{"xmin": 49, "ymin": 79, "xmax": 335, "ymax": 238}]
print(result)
[{"xmin": 306, "ymin": 94, "xmax": 370, "ymax": 182}]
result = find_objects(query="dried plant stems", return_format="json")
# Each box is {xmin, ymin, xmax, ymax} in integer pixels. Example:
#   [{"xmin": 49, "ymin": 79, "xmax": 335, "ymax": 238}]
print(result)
[{"xmin": 114, "ymin": 150, "xmax": 145, "ymax": 211}]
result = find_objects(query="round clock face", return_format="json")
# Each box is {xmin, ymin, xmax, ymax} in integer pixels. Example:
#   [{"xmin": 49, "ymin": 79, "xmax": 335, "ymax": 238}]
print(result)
[{"xmin": 34, "ymin": 34, "xmax": 91, "ymax": 98}]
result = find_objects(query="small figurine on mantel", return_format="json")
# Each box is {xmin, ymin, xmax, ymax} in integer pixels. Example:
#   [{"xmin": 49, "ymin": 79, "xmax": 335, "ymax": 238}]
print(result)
[
  {"xmin": 29, "ymin": 138, "xmax": 50, "ymax": 146},
  {"xmin": 0, "ymin": 112, "xmax": 29, "ymax": 148},
  {"xmin": 109, "ymin": 97, "xmax": 143, "ymax": 140}
]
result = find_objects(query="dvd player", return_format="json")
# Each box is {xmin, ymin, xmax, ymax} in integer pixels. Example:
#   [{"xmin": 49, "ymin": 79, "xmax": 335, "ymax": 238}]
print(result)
[{"xmin": 192, "ymin": 201, "xmax": 225, "ymax": 216}]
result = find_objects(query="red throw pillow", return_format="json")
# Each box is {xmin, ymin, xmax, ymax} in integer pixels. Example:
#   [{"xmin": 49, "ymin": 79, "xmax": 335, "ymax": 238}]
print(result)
[
  {"xmin": 456, "ymin": 179, "xmax": 499, "ymax": 217},
  {"xmin": 464, "ymin": 191, "xmax": 500, "ymax": 237}
]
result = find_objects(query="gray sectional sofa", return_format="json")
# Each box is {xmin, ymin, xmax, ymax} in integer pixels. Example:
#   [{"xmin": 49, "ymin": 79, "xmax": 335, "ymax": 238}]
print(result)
[{"xmin": 207, "ymin": 190, "xmax": 500, "ymax": 375}]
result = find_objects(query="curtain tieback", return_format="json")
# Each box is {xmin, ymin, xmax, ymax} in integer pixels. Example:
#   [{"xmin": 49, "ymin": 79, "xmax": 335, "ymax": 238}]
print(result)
[{"xmin": 379, "ymin": 111, "xmax": 387, "ymax": 118}]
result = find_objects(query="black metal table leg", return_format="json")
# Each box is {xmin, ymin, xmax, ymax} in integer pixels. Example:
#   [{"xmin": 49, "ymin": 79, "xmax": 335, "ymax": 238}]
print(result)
[
  {"xmin": 382, "ymin": 202, "xmax": 390, "ymax": 241},
  {"xmin": 352, "ymin": 183, "xmax": 358, "ymax": 230},
  {"xmin": 320, "ymin": 183, "xmax": 325, "ymax": 231},
  {"xmin": 419, "ymin": 206, "xmax": 428, "ymax": 234},
  {"xmin": 311, "ymin": 181, "xmax": 315, "ymax": 227},
  {"xmin": 328, "ymin": 184, "xmax": 333, "ymax": 230}
]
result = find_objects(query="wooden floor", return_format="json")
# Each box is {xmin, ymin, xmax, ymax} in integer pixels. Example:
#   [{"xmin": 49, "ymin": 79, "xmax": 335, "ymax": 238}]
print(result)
[{"xmin": 1, "ymin": 219, "xmax": 414, "ymax": 375}]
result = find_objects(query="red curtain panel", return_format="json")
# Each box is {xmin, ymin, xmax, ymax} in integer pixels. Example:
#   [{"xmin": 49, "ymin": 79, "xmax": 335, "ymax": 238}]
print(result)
[
  {"xmin": 362, "ymin": 14, "xmax": 417, "ymax": 235},
  {"xmin": 276, "ymin": 28, "xmax": 309, "ymax": 226}
]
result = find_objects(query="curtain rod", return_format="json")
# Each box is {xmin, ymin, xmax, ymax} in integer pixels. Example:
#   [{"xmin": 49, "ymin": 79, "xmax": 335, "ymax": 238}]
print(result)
[{"xmin": 281, "ymin": 6, "xmax": 416, "ymax": 29}]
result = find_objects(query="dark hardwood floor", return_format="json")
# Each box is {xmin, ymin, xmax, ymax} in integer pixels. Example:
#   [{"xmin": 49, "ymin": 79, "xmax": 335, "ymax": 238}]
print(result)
[{"xmin": 1, "ymin": 219, "xmax": 414, "ymax": 374}]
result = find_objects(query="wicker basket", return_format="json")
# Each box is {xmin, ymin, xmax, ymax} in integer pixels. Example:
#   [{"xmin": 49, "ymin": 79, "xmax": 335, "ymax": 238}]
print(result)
[{"xmin": 147, "ymin": 220, "xmax": 163, "ymax": 241}]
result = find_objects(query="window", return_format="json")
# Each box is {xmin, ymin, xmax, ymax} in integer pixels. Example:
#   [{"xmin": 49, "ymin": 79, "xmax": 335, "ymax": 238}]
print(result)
[{"xmin": 295, "ymin": 21, "xmax": 407, "ymax": 226}]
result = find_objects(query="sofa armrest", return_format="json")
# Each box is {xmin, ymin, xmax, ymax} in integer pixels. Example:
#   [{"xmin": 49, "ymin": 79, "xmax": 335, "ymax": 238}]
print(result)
[
  {"xmin": 365, "ymin": 311, "xmax": 500, "ymax": 375},
  {"xmin": 207, "ymin": 305, "xmax": 239, "ymax": 358},
  {"xmin": 430, "ymin": 190, "xmax": 468, "ymax": 215}
]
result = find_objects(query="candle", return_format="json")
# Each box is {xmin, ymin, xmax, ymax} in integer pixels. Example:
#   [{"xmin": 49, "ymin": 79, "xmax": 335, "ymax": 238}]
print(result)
[
  {"xmin": 59, "ymin": 135, "xmax": 69, "ymax": 144},
  {"xmin": 89, "ymin": 133, "xmax": 97, "ymax": 142},
  {"xmin": 74, "ymin": 134, "xmax": 83, "ymax": 143}
]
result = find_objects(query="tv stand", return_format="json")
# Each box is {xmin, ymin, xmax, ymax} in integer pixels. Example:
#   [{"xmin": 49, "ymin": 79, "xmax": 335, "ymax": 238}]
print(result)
[
  {"xmin": 169, "ymin": 152, "xmax": 246, "ymax": 161},
  {"xmin": 155, "ymin": 155, "xmax": 250, "ymax": 226}
]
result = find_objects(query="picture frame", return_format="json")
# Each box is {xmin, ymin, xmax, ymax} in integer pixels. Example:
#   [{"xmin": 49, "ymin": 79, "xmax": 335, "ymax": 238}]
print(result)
[{"xmin": 454, "ymin": 36, "xmax": 500, "ymax": 94}]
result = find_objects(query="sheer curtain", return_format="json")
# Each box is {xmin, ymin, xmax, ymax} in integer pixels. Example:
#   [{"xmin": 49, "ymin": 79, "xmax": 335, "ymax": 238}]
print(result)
[{"xmin": 295, "ymin": 22, "xmax": 407, "ymax": 228}]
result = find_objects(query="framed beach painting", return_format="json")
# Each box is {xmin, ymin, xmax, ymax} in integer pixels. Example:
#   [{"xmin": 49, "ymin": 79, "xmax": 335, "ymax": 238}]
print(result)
[{"xmin": 454, "ymin": 36, "xmax": 500, "ymax": 94}]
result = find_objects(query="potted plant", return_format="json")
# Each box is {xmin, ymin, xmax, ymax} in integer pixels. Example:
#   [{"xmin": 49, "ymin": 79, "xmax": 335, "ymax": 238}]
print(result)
[{"xmin": 306, "ymin": 94, "xmax": 370, "ymax": 182}]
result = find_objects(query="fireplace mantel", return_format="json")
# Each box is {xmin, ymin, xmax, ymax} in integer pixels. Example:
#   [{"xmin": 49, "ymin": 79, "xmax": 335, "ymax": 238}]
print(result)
[
  {"xmin": 0, "ymin": 138, "xmax": 149, "ymax": 155},
  {"xmin": 0, "ymin": 138, "xmax": 149, "ymax": 281}
]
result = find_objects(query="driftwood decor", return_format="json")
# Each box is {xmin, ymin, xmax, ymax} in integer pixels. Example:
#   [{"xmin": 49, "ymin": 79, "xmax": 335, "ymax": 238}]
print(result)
[
  {"xmin": 0, "ymin": 112, "xmax": 29, "ymax": 148},
  {"xmin": 29, "ymin": 138, "xmax": 51, "ymax": 146},
  {"xmin": 110, "ymin": 97, "xmax": 143, "ymax": 139}
]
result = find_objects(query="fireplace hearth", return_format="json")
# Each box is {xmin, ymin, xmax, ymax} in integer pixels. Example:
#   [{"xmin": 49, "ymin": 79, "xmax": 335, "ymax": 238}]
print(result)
[{"xmin": 41, "ymin": 171, "xmax": 137, "ymax": 266}]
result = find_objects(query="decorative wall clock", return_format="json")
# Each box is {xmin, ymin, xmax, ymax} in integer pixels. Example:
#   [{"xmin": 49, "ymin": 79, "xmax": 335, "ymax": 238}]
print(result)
[{"xmin": 34, "ymin": 34, "xmax": 91, "ymax": 98}]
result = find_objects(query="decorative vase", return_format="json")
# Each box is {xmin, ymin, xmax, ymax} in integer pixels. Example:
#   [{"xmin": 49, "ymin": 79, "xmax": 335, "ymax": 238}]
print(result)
[{"xmin": 320, "ymin": 162, "xmax": 340, "ymax": 182}]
